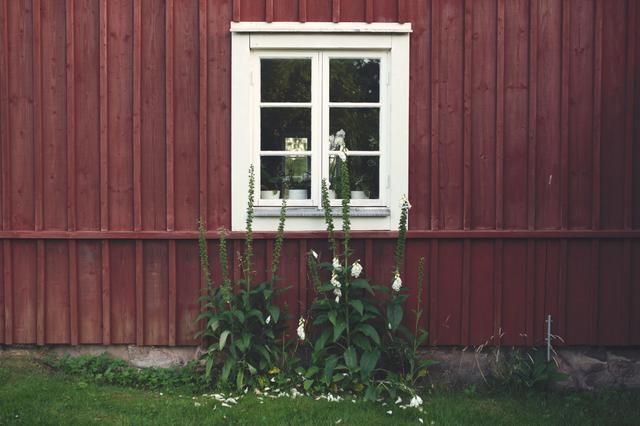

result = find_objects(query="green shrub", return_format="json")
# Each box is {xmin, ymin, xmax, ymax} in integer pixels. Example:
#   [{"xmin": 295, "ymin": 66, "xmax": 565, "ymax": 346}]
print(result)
[
  {"xmin": 42, "ymin": 353, "xmax": 208, "ymax": 394},
  {"xmin": 491, "ymin": 347, "xmax": 568, "ymax": 392}
]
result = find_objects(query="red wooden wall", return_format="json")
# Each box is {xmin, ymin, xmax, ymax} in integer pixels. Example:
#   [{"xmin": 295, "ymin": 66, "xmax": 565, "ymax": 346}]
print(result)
[{"xmin": 0, "ymin": 0, "xmax": 638, "ymax": 347}]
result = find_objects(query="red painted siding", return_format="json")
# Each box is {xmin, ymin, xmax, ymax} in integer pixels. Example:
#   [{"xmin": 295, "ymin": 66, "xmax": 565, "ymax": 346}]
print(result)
[{"xmin": 0, "ymin": 0, "xmax": 638, "ymax": 346}]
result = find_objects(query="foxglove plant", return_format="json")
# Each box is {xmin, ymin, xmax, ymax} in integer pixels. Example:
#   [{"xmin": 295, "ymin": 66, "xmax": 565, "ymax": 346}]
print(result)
[{"xmin": 196, "ymin": 166, "xmax": 290, "ymax": 391}]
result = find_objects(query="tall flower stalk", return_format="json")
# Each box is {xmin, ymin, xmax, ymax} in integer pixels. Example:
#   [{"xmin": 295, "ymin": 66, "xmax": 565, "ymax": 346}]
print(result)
[
  {"xmin": 321, "ymin": 179, "xmax": 337, "ymax": 258},
  {"xmin": 243, "ymin": 165, "xmax": 256, "ymax": 289},
  {"xmin": 218, "ymin": 227, "xmax": 232, "ymax": 303},
  {"xmin": 271, "ymin": 197, "xmax": 287, "ymax": 284}
]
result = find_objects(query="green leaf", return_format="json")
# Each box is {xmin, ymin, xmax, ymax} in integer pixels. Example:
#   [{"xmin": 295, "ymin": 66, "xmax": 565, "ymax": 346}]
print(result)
[
  {"xmin": 303, "ymin": 379, "xmax": 314, "ymax": 391},
  {"xmin": 267, "ymin": 305, "xmax": 280, "ymax": 324},
  {"xmin": 349, "ymin": 300, "xmax": 364, "ymax": 316},
  {"xmin": 351, "ymin": 278, "xmax": 374, "ymax": 295},
  {"xmin": 333, "ymin": 322, "xmax": 347, "ymax": 342},
  {"xmin": 205, "ymin": 357, "xmax": 214, "ymax": 379},
  {"xmin": 328, "ymin": 310, "xmax": 337, "ymax": 326},
  {"xmin": 304, "ymin": 366, "xmax": 320, "ymax": 379},
  {"xmin": 359, "ymin": 350, "xmax": 380, "ymax": 378},
  {"xmin": 323, "ymin": 355, "xmax": 338, "ymax": 385},
  {"xmin": 314, "ymin": 329, "xmax": 331, "ymax": 354},
  {"xmin": 219, "ymin": 330, "xmax": 231, "ymax": 351},
  {"xmin": 233, "ymin": 311, "xmax": 245, "ymax": 323},
  {"xmin": 352, "ymin": 335, "xmax": 372, "ymax": 352},
  {"xmin": 344, "ymin": 346, "xmax": 358, "ymax": 371},
  {"xmin": 207, "ymin": 319, "xmax": 220, "ymax": 332},
  {"xmin": 247, "ymin": 363, "xmax": 257, "ymax": 375},
  {"xmin": 387, "ymin": 303, "xmax": 403, "ymax": 331},
  {"xmin": 221, "ymin": 359, "xmax": 233, "ymax": 383},
  {"xmin": 355, "ymin": 324, "xmax": 380, "ymax": 345},
  {"xmin": 236, "ymin": 369, "xmax": 244, "ymax": 390}
]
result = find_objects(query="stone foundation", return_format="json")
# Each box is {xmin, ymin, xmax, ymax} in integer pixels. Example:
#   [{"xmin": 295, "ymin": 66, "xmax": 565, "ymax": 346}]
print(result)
[{"xmin": 2, "ymin": 345, "xmax": 639, "ymax": 389}]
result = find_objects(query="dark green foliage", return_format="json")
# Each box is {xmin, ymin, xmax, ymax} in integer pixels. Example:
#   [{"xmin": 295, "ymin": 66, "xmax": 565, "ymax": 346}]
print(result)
[
  {"xmin": 196, "ymin": 166, "xmax": 289, "ymax": 391},
  {"xmin": 41, "ymin": 353, "xmax": 208, "ymax": 394},
  {"xmin": 492, "ymin": 348, "xmax": 569, "ymax": 393}
]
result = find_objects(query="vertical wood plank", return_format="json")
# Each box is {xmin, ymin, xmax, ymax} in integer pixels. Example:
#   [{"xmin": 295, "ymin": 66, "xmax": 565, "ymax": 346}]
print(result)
[
  {"xmin": 592, "ymin": 0, "xmax": 603, "ymax": 230},
  {"xmin": 365, "ymin": 0, "xmax": 373, "ymax": 23},
  {"xmin": 560, "ymin": 0, "xmax": 570, "ymax": 229},
  {"xmin": 525, "ymin": 240, "xmax": 535, "ymax": 345},
  {"xmin": 69, "ymin": 239, "xmax": 78, "ymax": 345},
  {"xmin": 0, "ymin": 0, "xmax": 10, "ymax": 231},
  {"xmin": 462, "ymin": 0, "xmax": 472, "ymax": 230},
  {"xmin": 133, "ymin": 0, "xmax": 142, "ymax": 231},
  {"xmin": 135, "ymin": 240, "xmax": 144, "ymax": 345},
  {"xmin": 591, "ymin": 239, "xmax": 599, "ymax": 342},
  {"xmin": 298, "ymin": 0, "xmax": 307, "ymax": 22},
  {"xmin": 36, "ymin": 240, "xmax": 45, "ymax": 345},
  {"xmin": 428, "ymin": 239, "xmax": 438, "ymax": 343},
  {"xmin": 199, "ymin": 0, "xmax": 208, "ymax": 224},
  {"xmin": 2, "ymin": 240, "xmax": 11, "ymax": 344},
  {"xmin": 233, "ymin": 0, "xmax": 240, "ymax": 22},
  {"xmin": 560, "ymin": 0, "xmax": 571, "ymax": 229},
  {"xmin": 558, "ymin": 239, "xmax": 568, "ymax": 341},
  {"xmin": 493, "ymin": 239, "xmax": 503, "ymax": 345},
  {"xmin": 397, "ymin": 0, "xmax": 407, "ymax": 23},
  {"xmin": 101, "ymin": 240, "xmax": 111, "ymax": 344},
  {"xmin": 332, "ymin": 0, "xmax": 340, "ymax": 22},
  {"xmin": 298, "ymin": 239, "xmax": 307, "ymax": 314},
  {"xmin": 527, "ymin": 0, "xmax": 538, "ymax": 230},
  {"xmin": 624, "ymin": 0, "xmax": 636, "ymax": 230},
  {"xmin": 207, "ymin": 0, "xmax": 231, "ymax": 229},
  {"xmin": 66, "ymin": 0, "xmax": 76, "ymax": 231},
  {"xmin": 430, "ymin": 0, "xmax": 440, "ymax": 230},
  {"xmin": 168, "ymin": 240, "xmax": 176, "ymax": 346},
  {"xmin": 461, "ymin": 239, "xmax": 471, "ymax": 344},
  {"xmin": 266, "ymin": 0, "xmax": 273, "ymax": 22},
  {"xmin": 166, "ymin": 0, "xmax": 175, "ymax": 231},
  {"xmin": 407, "ymin": 0, "xmax": 430, "ymax": 230},
  {"xmin": 33, "ymin": 0, "xmax": 43, "ymax": 231},
  {"xmin": 495, "ymin": 0, "xmax": 505, "ymax": 230},
  {"xmin": 99, "ymin": 0, "xmax": 108, "ymax": 231}
]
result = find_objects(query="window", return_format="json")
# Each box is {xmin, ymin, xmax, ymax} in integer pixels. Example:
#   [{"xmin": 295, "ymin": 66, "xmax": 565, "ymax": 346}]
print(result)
[{"xmin": 231, "ymin": 22, "xmax": 411, "ymax": 231}]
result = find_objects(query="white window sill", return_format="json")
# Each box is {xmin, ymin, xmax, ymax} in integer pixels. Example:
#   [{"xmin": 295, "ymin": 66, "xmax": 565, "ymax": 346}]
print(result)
[{"xmin": 254, "ymin": 206, "xmax": 391, "ymax": 218}]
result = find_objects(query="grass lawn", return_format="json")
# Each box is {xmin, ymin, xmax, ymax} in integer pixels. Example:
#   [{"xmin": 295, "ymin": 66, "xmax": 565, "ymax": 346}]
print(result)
[{"xmin": 1, "ymin": 355, "xmax": 639, "ymax": 425}]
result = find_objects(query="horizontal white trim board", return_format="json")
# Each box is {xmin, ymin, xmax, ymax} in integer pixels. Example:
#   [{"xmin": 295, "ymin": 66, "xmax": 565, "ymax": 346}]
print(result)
[{"xmin": 231, "ymin": 22, "xmax": 412, "ymax": 33}]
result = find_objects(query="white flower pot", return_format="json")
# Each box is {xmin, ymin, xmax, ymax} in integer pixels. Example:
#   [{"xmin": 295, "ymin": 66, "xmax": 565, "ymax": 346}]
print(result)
[
  {"xmin": 350, "ymin": 190, "xmax": 368, "ymax": 199},
  {"xmin": 287, "ymin": 189, "xmax": 308, "ymax": 200},
  {"xmin": 260, "ymin": 190, "xmax": 280, "ymax": 200},
  {"xmin": 328, "ymin": 189, "xmax": 337, "ymax": 199}
]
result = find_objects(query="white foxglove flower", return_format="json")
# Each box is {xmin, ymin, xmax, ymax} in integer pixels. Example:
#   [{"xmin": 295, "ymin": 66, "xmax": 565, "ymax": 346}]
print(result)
[
  {"xmin": 310, "ymin": 250, "xmax": 318, "ymax": 260},
  {"xmin": 392, "ymin": 272, "xmax": 402, "ymax": 292},
  {"xmin": 332, "ymin": 257, "xmax": 342, "ymax": 271},
  {"xmin": 337, "ymin": 149, "xmax": 347, "ymax": 162},
  {"xmin": 333, "ymin": 287, "xmax": 342, "ymax": 303},
  {"xmin": 265, "ymin": 315, "xmax": 271, "ymax": 324},
  {"xmin": 330, "ymin": 271, "xmax": 341, "ymax": 288},
  {"xmin": 297, "ymin": 317, "xmax": 306, "ymax": 341},
  {"xmin": 328, "ymin": 135, "xmax": 336, "ymax": 150},
  {"xmin": 334, "ymin": 129, "xmax": 346, "ymax": 149},
  {"xmin": 351, "ymin": 260, "xmax": 363, "ymax": 278},
  {"xmin": 409, "ymin": 395, "xmax": 423, "ymax": 408},
  {"xmin": 400, "ymin": 194, "xmax": 412, "ymax": 209},
  {"xmin": 395, "ymin": 397, "xmax": 402, "ymax": 405}
]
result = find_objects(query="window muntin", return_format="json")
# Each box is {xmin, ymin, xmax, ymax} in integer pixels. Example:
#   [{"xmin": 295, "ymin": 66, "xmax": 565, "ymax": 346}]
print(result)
[{"xmin": 254, "ymin": 50, "xmax": 388, "ymax": 207}]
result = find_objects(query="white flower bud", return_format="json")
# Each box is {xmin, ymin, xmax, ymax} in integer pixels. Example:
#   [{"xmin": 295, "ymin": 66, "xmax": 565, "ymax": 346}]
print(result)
[{"xmin": 351, "ymin": 260, "xmax": 363, "ymax": 278}]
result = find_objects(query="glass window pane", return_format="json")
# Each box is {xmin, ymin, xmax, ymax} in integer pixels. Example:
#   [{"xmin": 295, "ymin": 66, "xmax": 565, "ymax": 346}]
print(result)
[
  {"xmin": 329, "ymin": 108, "xmax": 379, "ymax": 151},
  {"xmin": 261, "ymin": 156, "xmax": 311, "ymax": 200},
  {"xmin": 261, "ymin": 59, "xmax": 311, "ymax": 103},
  {"xmin": 261, "ymin": 108, "xmax": 311, "ymax": 151},
  {"xmin": 330, "ymin": 58, "xmax": 380, "ymax": 103},
  {"xmin": 329, "ymin": 155, "xmax": 379, "ymax": 199}
]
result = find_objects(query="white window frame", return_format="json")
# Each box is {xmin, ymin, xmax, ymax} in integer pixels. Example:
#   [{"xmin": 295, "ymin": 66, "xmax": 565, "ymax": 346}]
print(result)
[{"xmin": 231, "ymin": 22, "xmax": 411, "ymax": 231}]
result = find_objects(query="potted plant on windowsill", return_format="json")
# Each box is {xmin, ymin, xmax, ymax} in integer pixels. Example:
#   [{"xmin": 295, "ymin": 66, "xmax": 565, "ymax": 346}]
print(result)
[
  {"xmin": 285, "ymin": 164, "xmax": 310, "ymax": 200},
  {"xmin": 260, "ymin": 164, "xmax": 283, "ymax": 200},
  {"xmin": 351, "ymin": 173, "xmax": 370, "ymax": 199}
]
